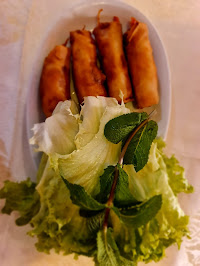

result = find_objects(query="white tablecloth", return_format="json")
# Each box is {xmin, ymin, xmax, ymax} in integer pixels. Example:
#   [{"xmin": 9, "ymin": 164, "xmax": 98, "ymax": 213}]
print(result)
[{"xmin": 0, "ymin": 0, "xmax": 200, "ymax": 265}]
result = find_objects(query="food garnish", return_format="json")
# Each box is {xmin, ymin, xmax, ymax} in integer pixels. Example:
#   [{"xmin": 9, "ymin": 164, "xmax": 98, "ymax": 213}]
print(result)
[{"xmin": 0, "ymin": 97, "xmax": 193, "ymax": 265}]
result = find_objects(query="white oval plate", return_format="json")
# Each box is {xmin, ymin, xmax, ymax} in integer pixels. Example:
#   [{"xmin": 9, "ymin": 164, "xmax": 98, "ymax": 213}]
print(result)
[{"xmin": 25, "ymin": 0, "xmax": 171, "ymax": 175}]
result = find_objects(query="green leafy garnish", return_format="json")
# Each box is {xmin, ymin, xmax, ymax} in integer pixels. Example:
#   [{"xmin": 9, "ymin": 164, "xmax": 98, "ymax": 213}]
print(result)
[
  {"xmin": 97, "ymin": 228, "xmax": 136, "ymax": 266},
  {"xmin": 113, "ymin": 164, "xmax": 137, "ymax": 208},
  {"xmin": 123, "ymin": 120, "xmax": 158, "ymax": 171},
  {"xmin": 0, "ymin": 98, "xmax": 194, "ymax": 265},
  {"xmin": 0, "ymin": 178, "xmax": 40, "ymax": 225},
  {"xmin": 86, "ymin": 211, "xmax": 105, "ymax": 233},
  {"xmin": 104, "ymin": 112, "xmax": 148, "ymax": 144},
  {"xmin": 155, "ymin": 139, "xmax": 194, "ymax": 195},
  {"xmin": 112, "ymin": 195, "xmax": 162, "ymax": 228},
  {"xmin": 61, "ymin": 177, "xmax": 105, "ymax": 211},
  {"xmin": 96, "ymin": 166, "xmax": 116, "ymax": 204},
  {"xmin": 96, "ymin": 165, "xmax": 137, "ymax": 207}
]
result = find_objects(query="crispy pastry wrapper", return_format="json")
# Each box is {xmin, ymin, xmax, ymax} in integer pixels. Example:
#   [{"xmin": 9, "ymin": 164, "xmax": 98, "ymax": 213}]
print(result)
[
  {"xmin": 39, "ymin": 45, "xmax": 71, "ymax": 117},
  {"xmin": 70, "ymin": 29, "xmax": 107, "ymax": 103},
  {"xmin": 93, "ymin": 16, "xmax": 133, "ymax": 103},
  {"xmin": 124, "ymin": 18, "xmax": 159, "ymax": 108}
]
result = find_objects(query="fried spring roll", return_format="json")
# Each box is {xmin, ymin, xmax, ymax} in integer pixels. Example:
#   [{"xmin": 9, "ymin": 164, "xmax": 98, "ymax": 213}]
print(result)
[
  {"xmin": 124, "ymin": 18, "xmax": 159, "ymax": 108},
  {"xmin": 93, "ymin": 16, "xmax": 133, "ymax": 103},
  {"xmin": 70, "ymin": 29, "xmax": 107, "ymax": 103},
  {"xmin": 40, "ymin": 45, "xmax": 71, "ymax": 117}
]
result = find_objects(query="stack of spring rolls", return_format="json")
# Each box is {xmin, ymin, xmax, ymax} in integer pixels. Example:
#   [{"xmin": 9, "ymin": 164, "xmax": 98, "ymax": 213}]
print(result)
[{"xmin": 39, "ymin": 13, "xmax": 159, "ymax": 117}]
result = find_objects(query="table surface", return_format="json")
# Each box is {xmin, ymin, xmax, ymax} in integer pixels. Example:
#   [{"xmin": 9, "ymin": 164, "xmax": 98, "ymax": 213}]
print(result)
[{"xmin": 0, "ymin": 0, "xmax": 200, "ymax": 265}]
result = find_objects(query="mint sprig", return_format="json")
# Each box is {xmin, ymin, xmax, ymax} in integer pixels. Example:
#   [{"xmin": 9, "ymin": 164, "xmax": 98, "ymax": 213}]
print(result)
[
  {"xmin": 97, "ymin": 228, "xmax": 136, "ymax": 266},
  {"xmin": 61, "ymin": 111, "xmax": 161, "ymax": 265}
]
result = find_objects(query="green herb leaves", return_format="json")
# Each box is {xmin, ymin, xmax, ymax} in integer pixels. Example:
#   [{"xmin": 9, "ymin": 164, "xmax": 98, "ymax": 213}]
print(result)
[
  {"xmin": 104, "ymin": 112, "xmax": 148, "ymax": 144},
  {"xmin": 61, "ymin": 177, "xmax": 105, "ymax": 211},
  {"xmin": 123, "ymin": 120, "xmax": 158, "ymax": 171},
  {"xmin": 96, "ymin": 166, "xmax": 116, "ymax": 204},
  {"xmin": 104, "ymin": 112, "xmax": 158, "ymax": 172},
  {"xmin": 0, "ymin": 99, "xmax": 194, "ymax": 265},
  {"xmin": 61, "ymin": 112, "xmax": 160, "ymax": 265},
  {"xmin": 96, "ymin": 165, "xmax": 137, "ymax": 207},
  {"xmin": 97, "ymin": 228, "xmax": 136, "ymax": 266},
  {"xmin": 61, "ymin": 167, "xmax": 162, "ymax": 230},
  {"xmin": 97, "ymin": 228, "xmax": 121, "ymax": 266},
  {"xmin": 114, "ymin": 165, "xmax": 137, "ymax": 207},
  {"xmin": 112, "ymin": 195, "xmax": 162, "ymax": 228}
]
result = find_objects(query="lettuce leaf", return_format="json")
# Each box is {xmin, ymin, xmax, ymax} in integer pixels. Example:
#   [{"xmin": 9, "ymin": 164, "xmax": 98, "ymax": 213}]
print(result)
[
  {"xmin": 112, "ymin": 140, "xmax": 193, "ymax": 262},
  {"xmin": 156, "ymin": 138, "xmax": 193, "ymax": 195},
  {"xmin": 0, "ymin": 98, "xmax": 193, "ymax": 265},
  {"xmin": 54, "ymin": 98, "xmax": 130, "ymax": 195},
  {"xmin": 29, "ymin": 100, "xmax": 79, "ymax": 155},
  {"xmin": 28, "ymin": 97, "xmax": 131, "ymax": 254},
  {"xmin": 29, "ymin": 165, "xmax": 98, "ymax": 255},
  {"xmin": 0, "ymin": 178, "xmax": 40, "ymax": 226},
  {"xmin": 75, "ymin": 96, "xmax": 120, "ymax": 149}
]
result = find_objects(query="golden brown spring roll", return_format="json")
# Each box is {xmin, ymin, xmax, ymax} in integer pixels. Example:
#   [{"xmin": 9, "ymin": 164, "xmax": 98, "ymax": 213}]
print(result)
[
  {"xmin": 70, "ymin": 29, "xmax": 107, "ymax": 103},
  {"xmin": 93, "ymin": 16, "xmax": 133, "ymax": 103},
  {"xmin": 40, "ymin": 45, "xmax": 71, "ymax": 117},
  {"xmin": 124, "ymin": 18, "xmax": 159, "ymax": 108}
]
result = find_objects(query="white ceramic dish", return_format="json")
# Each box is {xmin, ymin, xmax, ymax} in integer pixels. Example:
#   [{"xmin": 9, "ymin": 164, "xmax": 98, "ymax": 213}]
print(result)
[{"xmin": 26, "ymin": 0, "xmax": 171, "ymax": 174}]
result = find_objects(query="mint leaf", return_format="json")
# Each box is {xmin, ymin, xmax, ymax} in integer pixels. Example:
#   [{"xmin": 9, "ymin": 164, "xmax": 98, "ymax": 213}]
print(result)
[
  {"xmin": 86, "ymin": 211, "xmax": 105, "ymax": 233},
  {"xmin": 112, "ymin": 195, "xmax": 162, "ymax": 228},
  {"xmin": 96, "ymin": 165, "xmax": 137, "ymax": 208},
  {"xmin": 114, "ymin": 165, "xmax": 137, "ymax": 208},
  {"xmin": 104, "ymin": 112, "xmax": 148, "ymax": 144},
  {"xmin": 96, "ymin": 166, "xmax": 115, "ymax": 204},
  {"xmin": 97, "ymin": 228, "xmax": 120, "ymax": 266},
  {"xmin": 0, "ymin": 178, "xmax": 40, "ymax": 226},
  {"xmin": 97, "ymin": 228, "xmax": 135, "ymax": 266},
  {"xmin": 123, "ymin": 120, "xmax": 158, "ymax": 171},
  {"xmin": 61, "ymin": 176, "xmax": 105, "ymax": 211}
]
